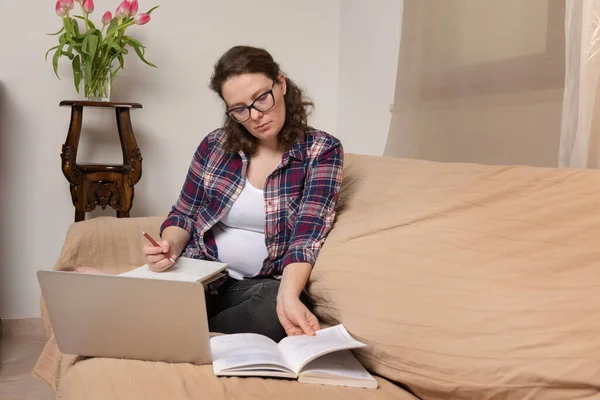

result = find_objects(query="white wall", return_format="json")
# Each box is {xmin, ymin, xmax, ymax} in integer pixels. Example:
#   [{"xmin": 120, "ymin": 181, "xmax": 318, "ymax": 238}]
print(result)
[
  {"xmin": 336, "ymin": 0, "xmax": 403, "ymax": 155},
  {"xmin": 0, "ymin": 0, "xmax": 342, "ymax": 318}
]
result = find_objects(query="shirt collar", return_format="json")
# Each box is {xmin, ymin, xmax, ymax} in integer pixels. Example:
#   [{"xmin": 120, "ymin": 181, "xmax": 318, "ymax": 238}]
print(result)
[
  {"xmin": 237, "ymin": 133, "xmax": 305, "ymax": 164},
  {"xmin": 285, "ymin": 134, "xmax": 305, "ymax": 162}
]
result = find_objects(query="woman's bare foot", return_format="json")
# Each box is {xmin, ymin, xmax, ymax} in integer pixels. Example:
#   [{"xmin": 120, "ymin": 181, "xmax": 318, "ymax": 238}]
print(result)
[{"xmin": 74, "ymin": 266, "xmax": 108, "ymax": 275}]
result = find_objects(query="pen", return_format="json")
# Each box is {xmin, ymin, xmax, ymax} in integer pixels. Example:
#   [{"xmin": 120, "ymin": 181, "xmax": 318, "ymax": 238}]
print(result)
[{"xmin": 141, "ymin": 230, "xmax": 176, "ymax": 264}]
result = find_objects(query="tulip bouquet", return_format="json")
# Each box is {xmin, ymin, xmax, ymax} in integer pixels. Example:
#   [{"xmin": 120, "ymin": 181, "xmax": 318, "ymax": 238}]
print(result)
[{"xmin": 47, "ymin": 0, "xmax": 159, "ymax": 101}]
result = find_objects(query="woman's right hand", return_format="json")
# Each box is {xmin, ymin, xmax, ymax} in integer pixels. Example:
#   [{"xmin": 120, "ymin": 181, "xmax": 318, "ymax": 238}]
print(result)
[{"xmin": 143, "ymin": 239, "xmax": 176, "ymax": 272}]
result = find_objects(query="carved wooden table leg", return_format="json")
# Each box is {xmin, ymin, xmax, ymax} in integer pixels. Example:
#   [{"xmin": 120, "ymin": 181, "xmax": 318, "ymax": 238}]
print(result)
[
  {"xmin": 60, "ymin": 105, "xmax": 86, "ymax": 222},
  {"xmin": 59, "ymin": 101, "xmax": 143, "ymax": 222},
  {"xmin": 115, "ymin": 106, "xmax": 143, "ymax": 218}
]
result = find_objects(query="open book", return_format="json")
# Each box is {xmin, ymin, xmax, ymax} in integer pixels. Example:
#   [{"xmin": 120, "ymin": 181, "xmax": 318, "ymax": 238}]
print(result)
[
  {"xmin": 211, "ymin": 325, "xmax": 378, "ymax": 389},
  {"xmin": 119, "ymin": 257, "xmax": 227, "ymax": 284}
]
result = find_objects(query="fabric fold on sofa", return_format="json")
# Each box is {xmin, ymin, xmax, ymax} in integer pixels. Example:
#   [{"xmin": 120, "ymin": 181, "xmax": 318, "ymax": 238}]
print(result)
[{"xmin": 310, "ymin": 154, "xmax": 600, "ymax": 399}]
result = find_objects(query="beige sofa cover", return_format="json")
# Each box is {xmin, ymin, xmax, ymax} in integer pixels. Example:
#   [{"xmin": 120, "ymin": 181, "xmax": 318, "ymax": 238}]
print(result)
[{"xmin": 34, "ymin": 154, "xmax": 600, "ymax": 399}]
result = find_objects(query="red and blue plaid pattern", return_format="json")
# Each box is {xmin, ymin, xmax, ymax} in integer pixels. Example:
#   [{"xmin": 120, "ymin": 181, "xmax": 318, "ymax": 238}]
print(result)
[{"xmin": 160, "ymin": 127, "xmax": 344, "ymax": 281}]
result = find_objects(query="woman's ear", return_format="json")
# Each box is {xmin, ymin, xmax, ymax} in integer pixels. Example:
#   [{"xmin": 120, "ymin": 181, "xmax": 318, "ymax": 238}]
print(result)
[{"xmin": 278, "ymin": 73, "xmax": 287, "ymax": 96}]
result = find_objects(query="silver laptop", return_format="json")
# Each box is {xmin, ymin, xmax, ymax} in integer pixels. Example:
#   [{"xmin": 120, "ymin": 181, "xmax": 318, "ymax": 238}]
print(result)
[{"xmin": 37, "ymin": 270, "xmax": 212, "ymax": 365}]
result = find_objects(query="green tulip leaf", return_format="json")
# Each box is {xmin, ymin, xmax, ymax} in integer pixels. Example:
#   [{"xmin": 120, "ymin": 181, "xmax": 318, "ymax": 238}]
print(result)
[
  {"xmin": 108, "ymin": 41, "xmax": 128, "ymax": 55},
  {"xmin": 87, "ymin": 34, "xmax": 99, "ymax": 57},
  {"xmin": 72, "ymin": 55, "xmax": 82, "ymax": 92},
  {"xmin": 81, "ymin": 35, "xmax": 89, "ymax": 55},
  {"xmin": 71, "ymin": 18, "xmax": 81, "ymax": 36},
  {"xmin": 45, "ymin": 45, "xmax": 60, "ymax": 61},
  {"xmin": 47, "ymin": 27, "xmax": 65, "ymax": 36},
  {"xmin": 52, "ymin": 45, "xmax": 65, "ymax": 79},
  {"xmin": 132, "ymin": 44, "xmax": 157, "ymax": 68},
  {"xmin": 78, "ymin": 29, "xmax": 97, "ymax": 41},
  {"xmin": 64, "ymin": 45, "xmax": 75, "ymax": 60},
  {"xmin": 147, "ymin": 6, "xmax": 159, "ymax": 14},
  {"xmin": 106, "ymin": 19, "xmax": 121, "ymax": 37},
  {"xmin": 124, "ymin": 36, "xmax": 145, "ymax": 53},
  {"xmin": 117, "ymin": 54, "xmax": 125, "ymax": 69},
  {"xmin": 63, "ymin": 17, "xmax": 76, "ymax": 38}
]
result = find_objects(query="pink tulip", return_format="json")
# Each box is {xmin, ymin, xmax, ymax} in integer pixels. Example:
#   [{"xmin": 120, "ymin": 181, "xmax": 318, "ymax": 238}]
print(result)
[
  {"xmin": 115, "ymin": 0, "xmax": 130, "ymax": 19},
  {"xmin": 101, "ymin": 11, "xmax": 112, "ymax": 25},
  {"xmin": 60, "ymin": 0, "xmax": 74, "ymax": 10},
  {"xmin": 55, "ymin": 0, "xmax": 67, "ymax": 16},
  {"xmin": 82, "ymin": 0, "xmax": 94, "ymax": 14},
  {"xmin": 134, "ymin": 13, "xmax": 150, "ymax": 25},
  {"xmin": 128, "ymin": 0, "xmax": 138, "ymax": 16}
]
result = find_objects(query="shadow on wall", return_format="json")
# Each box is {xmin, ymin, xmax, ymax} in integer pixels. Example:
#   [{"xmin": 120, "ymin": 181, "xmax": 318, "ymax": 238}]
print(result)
[
  {"xmin": 111, "ymin": 75, "xmax": 168, "ymax": 218},
  {"xmin": 124, "ymin": 123, "xmax": 154, "ymax": 218},
  {"xmin": 111, "ymin": 72, "xmax": 156, "ymax": 218}
]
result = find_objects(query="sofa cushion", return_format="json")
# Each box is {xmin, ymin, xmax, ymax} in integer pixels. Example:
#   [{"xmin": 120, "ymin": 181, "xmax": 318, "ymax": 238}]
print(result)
[
  {"xmin": 56, "ymin": 356, "xmax": 418, "ymax": 400},
  {"xmin": 309, "ymin": 154, "xmax": 600, "ymax": 399}
]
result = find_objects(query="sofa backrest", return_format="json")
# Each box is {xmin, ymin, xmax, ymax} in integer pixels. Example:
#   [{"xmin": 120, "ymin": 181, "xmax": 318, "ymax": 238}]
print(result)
[{"xmin": 310, "ymin": 153, "xmax": 600, "ymax": 399}]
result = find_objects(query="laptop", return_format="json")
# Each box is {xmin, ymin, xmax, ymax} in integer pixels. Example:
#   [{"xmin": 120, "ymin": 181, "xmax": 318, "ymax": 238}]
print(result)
[{"xmin": 37, "ymin": 270, "xmax": 212, "ymax": 365}]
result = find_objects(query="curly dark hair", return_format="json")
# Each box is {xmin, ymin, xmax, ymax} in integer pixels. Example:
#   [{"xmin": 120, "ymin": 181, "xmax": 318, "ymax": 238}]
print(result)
[{"xmin": 209, "ymin": 46, "xmax": 314, "ymax": 155}]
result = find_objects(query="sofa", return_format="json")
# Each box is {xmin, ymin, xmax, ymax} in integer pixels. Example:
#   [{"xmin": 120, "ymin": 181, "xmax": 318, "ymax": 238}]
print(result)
[{"xmin": 33, "ymin": 153, "xmax": 600, "ymax": 399}]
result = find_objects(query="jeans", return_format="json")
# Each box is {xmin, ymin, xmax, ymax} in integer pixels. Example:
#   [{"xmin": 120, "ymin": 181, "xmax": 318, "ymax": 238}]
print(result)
[{"xmin": 206, "ymin": 277, "xmax": 287, "ymax": 342}]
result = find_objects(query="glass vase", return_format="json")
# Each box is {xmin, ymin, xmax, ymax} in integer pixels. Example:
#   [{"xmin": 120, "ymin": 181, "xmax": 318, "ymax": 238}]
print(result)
[{"xmin": 81, "ymin": 62, "xmax": 113, "ymax": 102}]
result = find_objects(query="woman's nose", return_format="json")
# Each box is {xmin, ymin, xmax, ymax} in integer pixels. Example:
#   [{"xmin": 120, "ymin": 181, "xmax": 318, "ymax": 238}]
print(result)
[{"xmin": 250, "ymin": 107, "xmax": 263, "ymax": 120}]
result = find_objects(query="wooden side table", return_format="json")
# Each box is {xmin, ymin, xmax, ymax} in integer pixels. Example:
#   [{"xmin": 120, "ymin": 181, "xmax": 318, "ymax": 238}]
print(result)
[{"xmin": 60, "ymin": 100, "xmax": 143, "ymax": 222}]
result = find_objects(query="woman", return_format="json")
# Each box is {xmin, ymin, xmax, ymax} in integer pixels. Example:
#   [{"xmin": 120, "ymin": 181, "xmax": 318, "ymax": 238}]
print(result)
[{"xmin": 81, "ymin": 46, "xmax": 344, "ymax": 342}]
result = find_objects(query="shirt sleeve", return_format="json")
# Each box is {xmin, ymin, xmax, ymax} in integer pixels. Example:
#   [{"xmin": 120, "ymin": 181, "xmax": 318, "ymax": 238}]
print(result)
[
  {"xmin": 282, "ymin": 139, "xmax": 344, "ymax": 267},
  {"xmin": 160, "ymin": 135, "xmax": 211, "ymax": 236}
]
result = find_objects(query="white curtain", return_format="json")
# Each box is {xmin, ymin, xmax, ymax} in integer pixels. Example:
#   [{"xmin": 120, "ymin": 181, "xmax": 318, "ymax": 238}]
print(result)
[{"xmin": 559, "ymin": 0, "xmax": 600, "ymax": 168}]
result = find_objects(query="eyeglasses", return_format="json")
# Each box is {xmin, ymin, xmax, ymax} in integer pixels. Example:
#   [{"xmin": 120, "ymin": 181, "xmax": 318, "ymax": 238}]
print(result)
[{"xmin": 225, "ymin": 81, "xmax": 276, "ymax": 123}]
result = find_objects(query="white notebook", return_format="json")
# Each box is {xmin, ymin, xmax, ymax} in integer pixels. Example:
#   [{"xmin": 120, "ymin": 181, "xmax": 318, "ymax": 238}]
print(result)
[
  {"xmin": 211, "ymin": 324, "xmax": 378, "ymax": 389},
  {"xmin": 119, "ymin": 257, "xmax": 228, "ymax": 283}
]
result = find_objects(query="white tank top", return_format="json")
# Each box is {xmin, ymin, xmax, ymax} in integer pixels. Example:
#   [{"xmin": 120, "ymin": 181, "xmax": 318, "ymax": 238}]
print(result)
[{"xmin": 212, "ymin": 179, "xmax": 268, "ymax": 279}]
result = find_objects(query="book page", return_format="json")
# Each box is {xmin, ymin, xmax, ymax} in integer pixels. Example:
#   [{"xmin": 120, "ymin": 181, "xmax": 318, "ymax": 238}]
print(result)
[
  {"xmin": 119, "ymin": 257, "xmax": 227, "ymax": 282},
  {"xmin": 210, "ymin": 333, "xmax": 293, "ymax": 376},
  {"xmin": 299, "ymin": 350, "xmax": 377, "ymax": 383},
  {"xmin": 278, "ymin": 325, "xmax": 367, "ymax": 374}
]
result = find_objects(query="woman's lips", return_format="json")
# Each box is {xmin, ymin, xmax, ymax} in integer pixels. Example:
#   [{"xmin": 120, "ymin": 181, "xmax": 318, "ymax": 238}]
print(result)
[{"xmin": 255, "ymin": 121, "xmax": 271, "ymax": 132}]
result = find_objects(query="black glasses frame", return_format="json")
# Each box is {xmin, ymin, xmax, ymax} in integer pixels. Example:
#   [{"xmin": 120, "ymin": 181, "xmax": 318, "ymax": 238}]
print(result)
[{"xmin": 225, "ymin": 80, "xmax": 277, "ymax": 123}]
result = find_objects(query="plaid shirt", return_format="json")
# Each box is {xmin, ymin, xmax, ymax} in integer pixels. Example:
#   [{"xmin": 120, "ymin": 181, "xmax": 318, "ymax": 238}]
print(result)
[{"xmin": 160, "ymin": 126, "xmax": 344, "ymax": 287}]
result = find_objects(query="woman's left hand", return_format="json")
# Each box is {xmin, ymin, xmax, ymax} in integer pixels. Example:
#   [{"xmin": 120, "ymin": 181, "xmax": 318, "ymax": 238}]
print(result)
[{"xmin": 276, "ymin": 294, "xmax": 321, "ymax": 336}]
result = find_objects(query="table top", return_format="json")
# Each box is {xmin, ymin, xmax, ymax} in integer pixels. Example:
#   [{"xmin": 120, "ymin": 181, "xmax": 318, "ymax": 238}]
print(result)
[{"xmin": 60, "ymin": 100, "xmax": 143, "ymax": 109}]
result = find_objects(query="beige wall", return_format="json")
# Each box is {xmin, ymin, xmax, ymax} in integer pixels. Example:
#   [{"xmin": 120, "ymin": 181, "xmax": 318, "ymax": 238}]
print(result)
[{"xmin": 385, "ymin": 0, "xmax": 565, "ymax": 167}]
